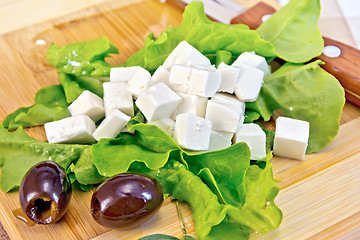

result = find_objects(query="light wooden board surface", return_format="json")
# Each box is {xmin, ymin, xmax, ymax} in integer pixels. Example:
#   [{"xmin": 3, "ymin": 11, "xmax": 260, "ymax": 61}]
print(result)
[{"xmin": 1, "ymin": 0, "xmax": 360, "ymax": 239}]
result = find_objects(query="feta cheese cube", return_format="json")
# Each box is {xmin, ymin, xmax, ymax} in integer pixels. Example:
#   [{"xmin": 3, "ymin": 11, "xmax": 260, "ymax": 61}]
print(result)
[
  {"xmin": 273, "ymin": 116, "xmax": 310, "ymax": 160},
  {"xmin": 44, "ymin": 115, "xmax": 96, "ymax": 144},
  {"xmin": 168, "ymin": 65, "xmax": 192, "ymax": 93},
  {"xmin": 68, "ymin": 90, "xmax": 105, "ymax": 122},
  {"xmin": 205, "ymin": 99, "xmax": 243, "ymax": 133},
  {"xmin": 234, "ymin": 64, "xmax": 264, "ymax": 102},
  {"xmin": 172, "ymin": 92, "xmax": 207, "ymax": 118},
  {"xmin": 110, "ymin": 66, "xmax": 140, "ymax": 82},
  {"xmin": 188, "ymin": 68, "xmax": 221, "ymax": 97},
  {"xmin": 135, "ymin": 82, "xmax": 181, "ymax": 122},
  {"xmin": 208, "ymin": 130, "xmax": 234, "ymax": 151},
  {"xmin": 233, "ymin": 123, "xmax": 266, "ymax": 160},
  {"xmin": 186, "ymin": 61, "xmax": 216, "ymax": 72},
  {"xmin": 211, "ymin": 93, "xmax": 245, "ymax": 115},
  {"xmin": 163, "ymin": 41, "xmax": 211, "ymax": 70},
  {"xmin": 93, "ymin": 109, "xmax": 130, "ymax": 141},
  {"xmin": 216, "ymin": 62, "xmax": 241, "ymax": 93},
  {"xmin": 103, "ymin": 82, "xmax": 134, "ymax": 117},
  {"xmin": 152, "ymin": 65, "xmax": 170, "ymax": 85},
  {"xmin": 232, "ymin": 52, "xmax": 271, "ymax": 76},
  {"xmin": 126, "ymin": 66, "xmax": 153, "ymax": 96},
  {"xmin": 173, "ymin": 113, "xmax": 212, "ymax": 151},
  {"xmin": 148, "ymin": 118, "xmax": 176, "ymax": 137}
]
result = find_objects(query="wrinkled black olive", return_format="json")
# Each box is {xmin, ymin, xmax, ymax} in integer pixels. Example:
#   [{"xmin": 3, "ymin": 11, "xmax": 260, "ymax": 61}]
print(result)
[
  {"xmin": 19, "ymin": 161, "xmax": 72, "ymax": 224},
  {"xmin": 91, "ymin": 172, "xmax": 163, "ymax": 229}
]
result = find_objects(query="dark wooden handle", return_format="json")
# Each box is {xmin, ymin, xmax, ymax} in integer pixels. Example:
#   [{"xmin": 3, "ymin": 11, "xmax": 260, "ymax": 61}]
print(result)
[
  {"xmin": 319, "ymin": 37, "xmax": 360, "ymax": 107},
  {"xmin": 231, "ymin": 2, "xmax": 360, "ymax": 107}
]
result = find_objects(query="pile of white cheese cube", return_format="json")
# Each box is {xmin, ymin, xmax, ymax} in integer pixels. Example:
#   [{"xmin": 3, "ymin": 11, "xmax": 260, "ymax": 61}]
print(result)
[{"xmin": 44, "ymin": 41, "xmax": 310, "ymax": 160}]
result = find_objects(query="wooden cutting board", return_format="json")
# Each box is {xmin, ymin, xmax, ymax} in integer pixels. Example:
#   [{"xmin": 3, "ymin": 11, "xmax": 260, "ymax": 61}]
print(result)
[{"xmin": 1, "ymin": 0, "xmax": 360, "ymax": 239}]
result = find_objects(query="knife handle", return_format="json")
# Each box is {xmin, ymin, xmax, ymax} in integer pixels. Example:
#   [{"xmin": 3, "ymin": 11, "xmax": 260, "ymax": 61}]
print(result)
[
  {"xmin": 231, "ymin": 2, "xmax": 360, "ymax": 107},
  {"xmin": 319, "ymin": 38, "xmax": 360, "ymax": 107}
]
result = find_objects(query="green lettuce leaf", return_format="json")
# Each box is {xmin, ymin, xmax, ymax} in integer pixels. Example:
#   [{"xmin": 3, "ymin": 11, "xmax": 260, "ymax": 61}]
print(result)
[
  {"xmin": 184, "ymin": 148, "xmax": 281, "ymax": 234},
  {"xmin": 70, "ymin": 148, "xmax": 106, "ymax": 185},
  {"xmin": 0, "ymin": 125, "xmax": 87, "ymax": 192},
  {"xmin": 58, "ymin": 72, "xmax": 84, "ymax": 103},
  {"xmin": 126, "ymin": 104, "xmax": 146, "ymax": 129},
  {"xmin": 257, "ymin": 61, "xmax": 345, "ymax": 153},
  {"xmin": 59, "ymin": 72, "xmax": 105, "ymax": 103},
  {"xmin": 215, "ymin": 50, "xmax": 233, "ymax": 66},
  {"xmin": 257, "ymin": 0, "xmax": 323, "ymax": 62},
  {"xmin": 2, "ymin": 84, "xmax": 70, "ymax": 130},
  {"xmin": 0, "ymin": 124, "xmax": 37, "ymax": 145},
  {"xmin": 68, "ymin": 173, "xmax": 94, "ymax": 191},
  {"xmin": 91, "ymin": 133, "xmax": 172, "ymax": 177},
  {"xmin": 243, "ymin": 110, "xmax": 261, "ymax": 123},
  {"xmin": 130, "ymin": 148, "xmax": 280, "ymax": 238},
  {"xmin": 184, "ymin": 143, "xmax": 250, "ymax": 207},
  {"xmin": 227, "ymin": 158, "xmax": 282, "ymax": 233},
  {"xmin": 148, "ymin": 160, "xmax": 234, "ymax": 240},
  {"xmin": 204, "ymin": 221, "xmax": 250, "ymax": 240},
  {"xmin": 123, "ymin": 1, "xmax": 277, "ymax": 72},
  {"xmin": 130, "ymin": 123, "xmax": 180, "ymax": 153},
  {"xmin": 47, "ymin": 37, "xmax": 118, "ymax": 77},
  {"xmin": 142, "ymin": 159, "xmax": 254, "ymax": 240},
  {"xmin": 264, "ymin": 129, "xmax": 275, "ymax": 153},
  {"xmin": 245, "ymin": 100, "xmax": 273, "ymax": 122}
]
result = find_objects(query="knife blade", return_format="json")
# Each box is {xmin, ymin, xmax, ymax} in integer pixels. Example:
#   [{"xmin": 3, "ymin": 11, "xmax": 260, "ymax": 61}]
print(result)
[{"xmin": 177, "ymin": 0, "xmax": 360, "ymax": 107}]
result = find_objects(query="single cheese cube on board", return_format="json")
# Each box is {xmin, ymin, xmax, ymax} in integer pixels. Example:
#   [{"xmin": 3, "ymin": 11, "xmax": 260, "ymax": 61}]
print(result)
[
  {"xmin": 208, "ymin": 130, "xmax": 234, "ymax": 151},
  {"xmin": 232, "ymin": 52, "xmax": 271, "ymax": 76},
  {"xmin": 172, "ymin": 92, "xmax": 208, "ymax": 118},
  {"xmin": 205, "ymin": 99, "xmax": 243, "ymax": 133},
  {"xmin": 93, "ymin": 109, "xmax": 131, "ymax": 141},
  {"xmin": 148, "ymin": 118, "xmax": 176, "ymax": 137},
  {"xmin": 110, "ymin": 66, "xmax": 141, "ymax": 82},
  {"xmin": 44, "ymin": 115, "xmax": 96, "ymax": 144},
  {"xmin": 234, "ymin": 64, "xmax": 264, "ymax": 102},
  {"xmin": 173, "ymin": 113, "xmax": 212, "ymax": 151},
  {"xmin": 163, "ymin": 41, "xmax": 211, "ymax": 70},
  {"xmin": 68, "ymin": 90, "xmax": 105, "ymax": 122},
  {"xmin": 168, "ymin": 65, "xmax": 192, "ymax": 93},
  {"xmin": 216, "ymin": 62, "xmax": 241, "ymax": 93},
  {"xmin": 126, "ymin": 66, "xmax": 153, "ymax": 97},
  {"xmin": 234, "ymin": 123, "xmax": 266, "ymax": 160},
  {"xmin": 135, "ymin": 82, "xmax": 181, "ymax": 122},
  {"xmin": 188, "ymin": 68, "xmax": 221, "ymax": 97},
  {"xmin": 273, "ymin": 116, "xmax": 310, "ymax": 160},
  {"xmin": 103, "ymin": 82, "xmax": 134, "ymax": 117},
  {"xmin": 152, "ymin": 65, "xmax": 170, "ymax": 85}
]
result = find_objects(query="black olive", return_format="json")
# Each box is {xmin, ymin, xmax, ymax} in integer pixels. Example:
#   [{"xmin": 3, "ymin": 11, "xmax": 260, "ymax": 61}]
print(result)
[
  {"xmin": 19, "ymin": 161, "xmax": 72, "ymax": 224},
  {"xmin": 91, "ymin": 172, "xmax": 163, "ymax": 229}
]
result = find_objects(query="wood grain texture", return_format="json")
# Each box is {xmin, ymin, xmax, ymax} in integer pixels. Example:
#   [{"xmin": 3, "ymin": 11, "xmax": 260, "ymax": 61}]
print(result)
[
  {"xmin": 0, "ymin": 0, "xmax": 139, "ymax": 35},
  {"xmin": 0, "ymin": 0, "xmax": 359, "ymax": 239}
]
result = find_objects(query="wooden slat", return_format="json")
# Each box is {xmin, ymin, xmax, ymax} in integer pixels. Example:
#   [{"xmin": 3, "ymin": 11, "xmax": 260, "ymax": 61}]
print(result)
[
  {"xmin": 309, "ymin": 211, "xmax": 360, "ymax": 240},
  {"xmin": 253, "ymin": 152, "xmax": 360, "ymax": 239},
  {"xmin": 0, "ymin": 0, "xmax": 144, "ymax": 35}
]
